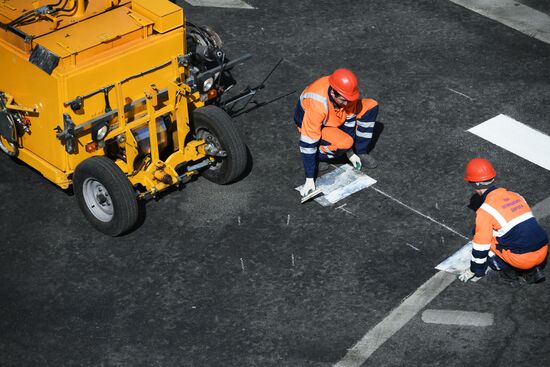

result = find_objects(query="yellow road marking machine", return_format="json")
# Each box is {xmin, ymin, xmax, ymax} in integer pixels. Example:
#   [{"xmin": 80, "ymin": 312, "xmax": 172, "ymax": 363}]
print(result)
[{"xmin": 0, "ymin": 0, "xmax": 250, "ymax": 235}]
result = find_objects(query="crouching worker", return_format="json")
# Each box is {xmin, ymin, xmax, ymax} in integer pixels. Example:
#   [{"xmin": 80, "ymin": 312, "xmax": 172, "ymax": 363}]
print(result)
[
  {"xmin": 459, "ymin": 158, "xmax": 548, "ymax": 284},
  {"xmin": 294, "ymin": 68, "xmax": 378, "ymax": 197}
]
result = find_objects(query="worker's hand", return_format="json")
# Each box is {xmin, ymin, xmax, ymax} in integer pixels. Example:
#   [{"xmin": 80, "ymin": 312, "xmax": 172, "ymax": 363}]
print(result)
[
  {"xmin": 300, "ymin": 178, "xmax": 316, "ymax": 197},
  {"xmin": 458, "ymin": 269, "xmax": 482, "ymax": 283},
  {"xmin": 347, "ymin": 152, "xmax": 362, "ymax": 171}
]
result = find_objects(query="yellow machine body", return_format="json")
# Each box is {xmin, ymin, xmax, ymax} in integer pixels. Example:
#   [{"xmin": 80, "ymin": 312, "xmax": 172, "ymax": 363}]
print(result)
[{"xmin": 0, "ymin": 0, "xmax": 207, "ymax": 193}]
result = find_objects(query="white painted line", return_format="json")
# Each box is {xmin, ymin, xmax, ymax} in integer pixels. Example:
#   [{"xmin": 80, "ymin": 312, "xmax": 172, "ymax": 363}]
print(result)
[
  {"xmin": 422, "ymin": 309, "xmax": 494, "ymax": 327},
  {"xmin": 406, "ymin": 243, "xmax": 421, "ymax": 252},
  {"xmin": 185, "ymin": 0, "xmax": 254, "ymax": 9},
  {"xmin": 448, "ymin": 0, "xmax": 550, "ymax": 44},
  {"xmin": 446, "ymin": 87, "xmax": 474, "ymax": 101},
  {"xmin": 372, "ymin": 187, "xmax": 469, "ymax": 240},
  {"xmin": 334, "ymin": 271, "xmax": 456, "ymax": 367},
  {"xmin": 468, "ymin": 114, "xmax": 550, "ymax": 171}
]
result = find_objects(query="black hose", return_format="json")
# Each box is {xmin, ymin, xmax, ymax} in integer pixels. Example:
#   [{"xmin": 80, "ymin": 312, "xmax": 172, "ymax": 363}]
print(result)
[
  {"xmin": 56, "ymin": 0, "xmax": 78, "ymax": 14},
  {"xmin": 186, "ymin": 21, "xmax": 214, "ymax": 49},
  {"xmin": 7, "ymin": 1, "xmax": 66, "ymax": 27},
  {"xmin": 8, "ymin": 11, "xmax": 37, "ymax": 26}
]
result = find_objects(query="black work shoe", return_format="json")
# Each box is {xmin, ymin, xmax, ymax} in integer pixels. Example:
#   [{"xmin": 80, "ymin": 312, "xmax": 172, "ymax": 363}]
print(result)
[
  {"xmin": 357, "ymin": 153, "xmax": 378, "ymax": 169},
  {"xmin": 500, "ymin": 269, "xmax": 520, "ymax": 282},
  {"xmin": 521, "ymin": 266, "xmax": 546, "ymax": 284}
]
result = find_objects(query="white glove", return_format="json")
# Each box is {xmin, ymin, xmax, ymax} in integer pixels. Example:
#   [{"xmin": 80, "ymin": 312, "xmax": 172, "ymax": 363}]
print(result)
[
  {"xmin": 347, "ymin": 152, "xmax": 362, "ymax": 171},
  {"xmin": 300, "ymin": 178, "xmax": 315, "ymax": 197},
  {"xmin": 458, "ymin": 269, "xmax": 482, "ymax": 283}
]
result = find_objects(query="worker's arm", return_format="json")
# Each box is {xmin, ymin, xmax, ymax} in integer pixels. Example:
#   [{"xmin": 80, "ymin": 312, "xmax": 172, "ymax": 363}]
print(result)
[{"xmin": 470, "ymin": 209, "xmax": 495, "ymax": 276}]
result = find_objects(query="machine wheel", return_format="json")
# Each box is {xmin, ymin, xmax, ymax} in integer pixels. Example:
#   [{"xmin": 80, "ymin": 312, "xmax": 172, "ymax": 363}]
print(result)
[
  {"xmin": 0, "ymin": 111, "xmax": 18, "ymax": 157},
  {"xmin": 192, "ymin": 105, "xmax": 247, "ymax": 184},
  {"xmin": 0, "ymin": 134, "xmax": 17, "ymax": 157},
  {"xmin": 73, "ymin": 157, "xmax": 138, "ymax": 236}
]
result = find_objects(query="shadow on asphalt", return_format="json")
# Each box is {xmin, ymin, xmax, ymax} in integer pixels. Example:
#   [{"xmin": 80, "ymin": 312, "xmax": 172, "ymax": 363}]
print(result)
[{"xmin": 367, "ymin": 120, "xmax": 385, "ymax": 154}]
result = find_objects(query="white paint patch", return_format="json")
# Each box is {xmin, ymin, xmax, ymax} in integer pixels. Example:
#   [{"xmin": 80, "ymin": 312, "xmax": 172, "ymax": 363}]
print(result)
[
  {"xmin": 422, "ymin": 309, "xmax": 494, "ymax": 327},
  {"xmin": 435, "ymin": 242, "xmax": 472, "ymax": 274},
  {"xmin": 468, "ymin": 114, "xmax": 550, "ymax": 171},
  {"xmin": 295, "ymin": 165, "xmax": 377, "ymax": 206},
  {"xmin": 333, "ymin": 271, "xmax": 456, "ymax": 367},
  {"xmin": 448, "ymin": 0, "xmax": 550, "ymax": 44},
  {"xmin": 185, "ymin": 0, "xmax": 254, "ymax": 9},
  {"xmin": 336, "ymin": 203, "xmax": 358, "ymax": 217}
]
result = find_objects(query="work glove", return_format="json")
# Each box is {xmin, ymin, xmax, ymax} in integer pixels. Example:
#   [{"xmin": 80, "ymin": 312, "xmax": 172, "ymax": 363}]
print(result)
[
  {"xmin": 300, "ymin": 178, "xmax": 316, "ymax": 197},
  {"xmin": 347, "ymin": 152, "xmax": 362, "ymax": 171},
  {"xmin": 458, "ymin": 269, "xmax": 482, "ymax": 283}
]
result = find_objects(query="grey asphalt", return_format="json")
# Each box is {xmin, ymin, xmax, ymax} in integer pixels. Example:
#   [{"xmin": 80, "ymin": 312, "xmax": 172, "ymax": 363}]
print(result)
[{"xmin": 1, "ymin": 1, "xmax": 550, "ymax": 366}]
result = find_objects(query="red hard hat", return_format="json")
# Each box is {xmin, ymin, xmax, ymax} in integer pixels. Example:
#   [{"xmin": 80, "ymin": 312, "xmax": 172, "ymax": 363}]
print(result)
[
  {"xmin": 328, "ymin": 68, "xmax": 360, "ymax": 101},
  {"xmin": 464, "ymin": 158, "xmax": 496, "ymax": 182}
]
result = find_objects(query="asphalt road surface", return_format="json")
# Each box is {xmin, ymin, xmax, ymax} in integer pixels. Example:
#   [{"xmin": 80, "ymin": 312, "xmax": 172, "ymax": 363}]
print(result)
[{"xmin": 2, "ymin": 1, "xmax": 550, "ymax": 366}]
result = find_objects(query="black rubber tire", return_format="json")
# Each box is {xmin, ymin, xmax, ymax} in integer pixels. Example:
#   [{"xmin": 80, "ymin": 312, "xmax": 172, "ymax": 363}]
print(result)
[
  {"xmin": 0, "ymin": 134, "xmax": 17, "ymax": 157},
  {"xmin": 192, "ymin": 105, "xmax": 247, "ymax": 184},
  {"xmin": 0, "ymin": 112, "xmax": 18, "ymax": 157},
  {"xmin": 73, "ymin": 157, "xmax": 138, "ymax": 236}
]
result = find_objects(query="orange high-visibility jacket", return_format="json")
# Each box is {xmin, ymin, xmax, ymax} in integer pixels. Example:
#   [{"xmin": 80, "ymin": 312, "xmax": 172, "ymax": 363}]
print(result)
[
  {"xmin": 297, "ymin": 76, "xmax": 376, "ymax": 142},
  {"xmin": 295, "ymin": 76, "xmax": 378, "ymax": 177},
  {"xmin": 471, "ymin": 187, "xmax": 548, "ymax": 274}
]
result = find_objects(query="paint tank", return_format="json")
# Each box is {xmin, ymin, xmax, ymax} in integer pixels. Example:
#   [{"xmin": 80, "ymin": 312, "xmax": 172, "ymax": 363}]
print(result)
[{"xmin": 133, "ymin": 117, "xmax": 168, "ymax": 155}]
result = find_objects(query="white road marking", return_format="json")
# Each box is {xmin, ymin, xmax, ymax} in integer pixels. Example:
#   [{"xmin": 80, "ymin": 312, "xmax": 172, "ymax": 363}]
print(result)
[
  {"xmin": 336, "ymin": 203, "xmax": 358, "ymax": 217},
  {"xmin": 185, "ymin": 0, "xmax": 254, "ymax": 9},
  {"xmin": 406, "ymin": 243, "xmax": 421, "ymax": 251},
  {"xmin": 468, "ymin": 114, "xmax": 550, "ymax": 171},
  {"xmin": 334, "ymin": 271, "xmax": 456, "ymax": 367},
  {"xmin": 372, "ymin": 187, "xmax": 469, "ymax": 240},
  {"xmin": 448, "ymin": 0, "xmax": 550, "ymax": 44},
  {"xmin": 447, "ymin": 87, "xmax": 474, "ymax": 101},
  {"xmin": 422, "ymin": 309, "xmax": 494, "ymax": 327},
  {"xmin": 332, "ymin": 189, "xmax": 470, "ymax": 366}
]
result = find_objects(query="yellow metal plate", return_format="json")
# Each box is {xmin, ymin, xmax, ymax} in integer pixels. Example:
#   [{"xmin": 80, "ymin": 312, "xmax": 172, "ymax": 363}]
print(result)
[
  {"xmin": 131, "ymin": 0, "xmax": 183, "ymax": 33},
  {"xmin": 34, "ymin": 6, "xmax": 154, "ymax": 58}
]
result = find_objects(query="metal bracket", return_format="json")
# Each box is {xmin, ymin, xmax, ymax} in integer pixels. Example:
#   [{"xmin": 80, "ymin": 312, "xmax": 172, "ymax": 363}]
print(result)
[{"xmin": 55, "ymin": 113, "xmax": 77, "ymax": 154}]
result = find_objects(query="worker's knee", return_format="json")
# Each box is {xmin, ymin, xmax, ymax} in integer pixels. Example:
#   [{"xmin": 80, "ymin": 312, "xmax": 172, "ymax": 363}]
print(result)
[{"xmin": 339, "ymin": 134, "xmax": 354, "ymax": 150}]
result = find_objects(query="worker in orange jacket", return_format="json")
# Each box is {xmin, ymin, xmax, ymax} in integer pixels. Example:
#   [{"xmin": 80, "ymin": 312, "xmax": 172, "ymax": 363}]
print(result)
[
  {"xmin": 294, "ymin": 69, "xmax": 378, "ymax": 197},
  {"xmin": 459, "ymin": 158, "xmax": 548, "ymax": 284}
]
